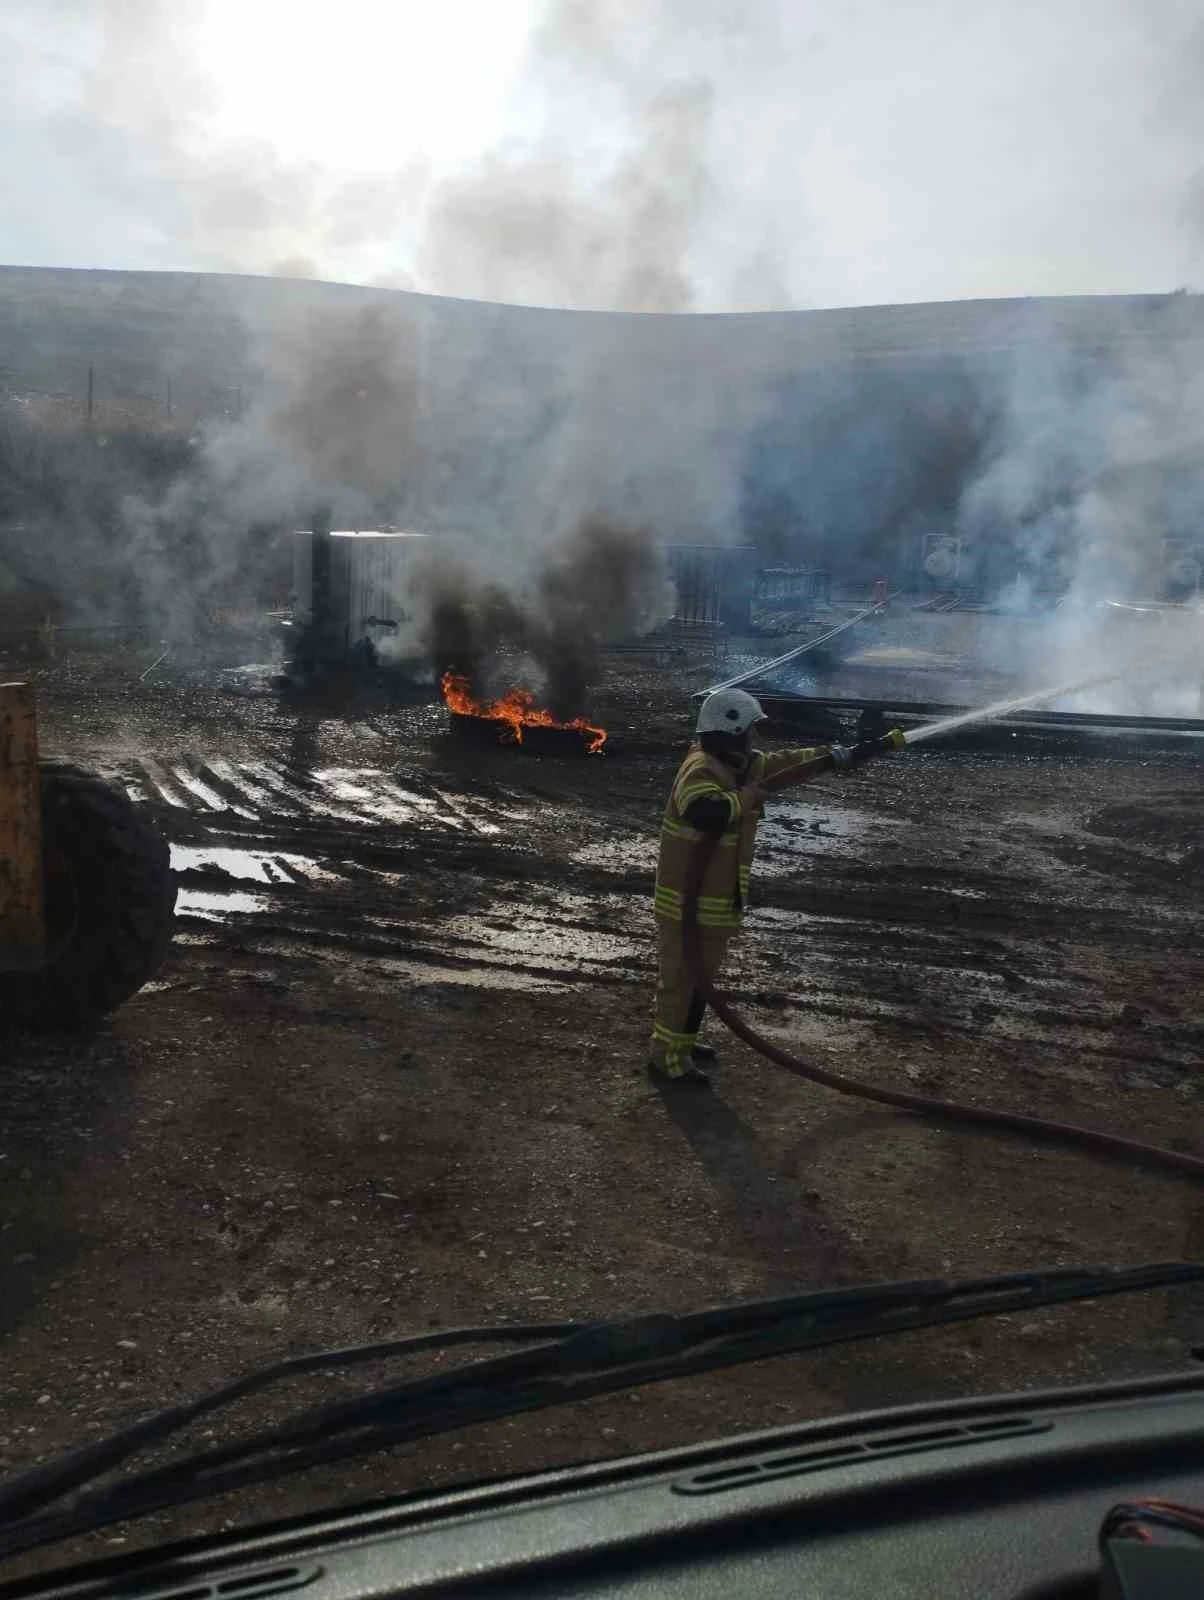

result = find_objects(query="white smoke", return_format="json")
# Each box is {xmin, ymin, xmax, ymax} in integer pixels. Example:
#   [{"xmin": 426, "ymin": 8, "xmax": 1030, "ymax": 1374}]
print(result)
[
  {"xmin": 77, "ymin": 1, "xmax": 432, "ymax": 285},
  {"xmin": 958, "ymin": 300, "xmax": 1204, "ymax": 714},
  {"xmin": 4, "ymin": 0, "xmax": 1204, "ymax": 695},
  {"xmin": 9, "ymin": 1, "xmax": 1203, "ymax": 308}
]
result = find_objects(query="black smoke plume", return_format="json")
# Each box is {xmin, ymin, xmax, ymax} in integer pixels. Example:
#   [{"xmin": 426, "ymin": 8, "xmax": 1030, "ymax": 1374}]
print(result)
[
  {"xmin": 531, "ymin": 516, "xmax": 662, "ymax": 713},
  {"xmin": 420, "ymin": 516, "xmax": 663, "ymax": 715}
]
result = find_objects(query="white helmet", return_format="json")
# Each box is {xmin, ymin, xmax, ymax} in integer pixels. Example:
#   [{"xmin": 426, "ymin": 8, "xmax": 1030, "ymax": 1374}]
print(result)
[{"xmin": 696, "ymin": 687, "xmax": 767, "ymax": 736}]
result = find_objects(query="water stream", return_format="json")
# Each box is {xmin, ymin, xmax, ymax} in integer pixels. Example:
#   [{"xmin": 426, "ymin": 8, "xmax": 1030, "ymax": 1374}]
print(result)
[{"xmin": 903, "ymin": 671, "xmax": 1121, "ymax": 745}]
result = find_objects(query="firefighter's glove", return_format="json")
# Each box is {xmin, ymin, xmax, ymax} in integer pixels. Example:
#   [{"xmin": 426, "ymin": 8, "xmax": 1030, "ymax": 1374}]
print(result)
[{"xmin": 844, "ymin": 728, "xmax": 908, "ymax": 766}]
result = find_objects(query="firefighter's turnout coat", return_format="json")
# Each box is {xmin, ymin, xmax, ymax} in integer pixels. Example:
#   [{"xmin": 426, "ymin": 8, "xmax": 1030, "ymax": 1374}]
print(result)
[{"xmin": 654, "ymin": 740, "xmax": 828, "ymax": 932}]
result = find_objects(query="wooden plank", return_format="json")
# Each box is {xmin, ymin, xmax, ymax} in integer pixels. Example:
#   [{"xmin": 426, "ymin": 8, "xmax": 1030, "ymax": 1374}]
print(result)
[{"xmin": 0, "ymin": 682, "xmax": 45, "ymax": 968}]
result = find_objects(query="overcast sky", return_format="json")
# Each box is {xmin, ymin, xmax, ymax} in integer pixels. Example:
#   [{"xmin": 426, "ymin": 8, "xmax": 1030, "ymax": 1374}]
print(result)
[{"xmin": 2, "ymin": 0, "xmax": 1202, "ymax": 311}]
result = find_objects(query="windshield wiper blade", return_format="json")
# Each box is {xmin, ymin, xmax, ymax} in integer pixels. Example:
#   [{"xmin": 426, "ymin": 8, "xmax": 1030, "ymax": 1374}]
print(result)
[
  {"xmin": 2, "ymin": 1260, "xmax": 1200, "ymax": 1562},
  {"xmin": 0, "ymin": 1320, "xmax": 584, "ymax": 1526}
]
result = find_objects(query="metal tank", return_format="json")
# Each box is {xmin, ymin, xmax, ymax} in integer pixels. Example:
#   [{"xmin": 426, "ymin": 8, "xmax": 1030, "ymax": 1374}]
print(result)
[{"xmin": 291, "ymin": 529, "xmax": 432, "ymax": 665}]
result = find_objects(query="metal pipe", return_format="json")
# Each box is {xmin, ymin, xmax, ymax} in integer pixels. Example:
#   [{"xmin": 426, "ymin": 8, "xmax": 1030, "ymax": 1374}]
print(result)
[
  {"xmin": 695, "ymin": 597, "xmax": 892, "ymax": 699},
  {"xmin": 753, "ymin": 694, "xmax": 1204, "ymax": 735},
  {"xmin": 139, "ymin": 648, "xmax": 169, "ymax": 682}
]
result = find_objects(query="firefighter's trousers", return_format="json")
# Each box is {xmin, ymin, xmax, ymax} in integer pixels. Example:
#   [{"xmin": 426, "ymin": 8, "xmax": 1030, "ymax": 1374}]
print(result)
[{"xmin": 649, "ymin": 919, "xmax": 733, "ymax": 1076}]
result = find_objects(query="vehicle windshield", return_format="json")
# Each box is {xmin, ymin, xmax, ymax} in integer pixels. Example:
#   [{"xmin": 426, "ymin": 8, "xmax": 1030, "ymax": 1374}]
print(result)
[{"xmin": 2, "ymin": 0, "xmax": 1203, "ymax": 1579}]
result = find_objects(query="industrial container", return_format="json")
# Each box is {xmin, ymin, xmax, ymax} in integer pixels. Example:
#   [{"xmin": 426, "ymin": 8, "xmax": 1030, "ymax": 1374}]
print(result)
[
  {"xmin": 292, "ymin": 530, "xmax": 433, "ymax": 660},
  {"xmin": 665, "ymin": 545, "xmax": 758, "ymax": 630},
  {"xmin": 753, "ymin": 567, "xmax": 832, "ymax": 607},
  {"xmin": 920, "ymin": 532, "xmax": 963, "ymax": 584},
  {"xmin": 1162, "ymin": 538, "xmax": 1202, "ymax": 600}
]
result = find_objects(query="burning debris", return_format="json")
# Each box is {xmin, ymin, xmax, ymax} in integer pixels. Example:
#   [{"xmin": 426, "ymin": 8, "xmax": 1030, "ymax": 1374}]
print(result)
[
  {"xmin": 419, "ymin": 515, "xmax": 663, "ymax": 746},
  {"xmin": 442, "ymin": 671, "xmax": 607, "ymax": 754},
  {"xmin": 423, "ymin": 517, "xmax": 662, "ymax": 700}
]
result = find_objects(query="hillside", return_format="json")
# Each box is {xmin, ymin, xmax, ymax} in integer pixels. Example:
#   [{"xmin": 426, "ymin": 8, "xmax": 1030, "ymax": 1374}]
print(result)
[
  {"xmin": 3, "ymin": 266, "xmax": 1202, "ymax": 617},
  {"xmin": 3, "ymin": 264, "xmax": 1202, "ymax": 421}
]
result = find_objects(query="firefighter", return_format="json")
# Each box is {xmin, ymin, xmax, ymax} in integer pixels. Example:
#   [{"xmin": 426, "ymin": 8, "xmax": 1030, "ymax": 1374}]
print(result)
[{"xmin": 649, "ymin": 687, "xmax": 856, "ymax": 1084}]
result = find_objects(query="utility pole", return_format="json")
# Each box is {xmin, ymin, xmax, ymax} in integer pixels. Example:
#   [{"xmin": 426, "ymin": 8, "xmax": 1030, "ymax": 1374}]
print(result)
[{"xmin": 86, "ymin": 365, "xmax": 94, "ymax": 428}]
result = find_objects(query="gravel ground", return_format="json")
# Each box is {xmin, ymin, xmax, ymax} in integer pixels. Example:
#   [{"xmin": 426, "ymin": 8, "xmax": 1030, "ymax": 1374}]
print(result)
[{"xmin": 1, "ymin": 638, "xmax": 1202, "ymax": 1577}]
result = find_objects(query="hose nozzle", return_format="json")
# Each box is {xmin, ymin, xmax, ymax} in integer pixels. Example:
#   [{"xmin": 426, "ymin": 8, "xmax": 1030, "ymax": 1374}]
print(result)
[{"xmin": 845, "ymin": 727, "xmax": 907, "ymax": 765}]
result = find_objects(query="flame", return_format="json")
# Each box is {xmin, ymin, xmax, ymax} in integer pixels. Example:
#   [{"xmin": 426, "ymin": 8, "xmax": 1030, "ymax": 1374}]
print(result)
[{"xmin": 442, "ymin": 671, "xmax": 607, "ymax": 754}]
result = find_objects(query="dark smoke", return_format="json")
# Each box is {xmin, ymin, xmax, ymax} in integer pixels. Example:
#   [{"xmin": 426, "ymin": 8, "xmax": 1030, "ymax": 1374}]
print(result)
[
  {"xmin": 738, "ymin": 359, "xmax": 997, "ymax": 575},
  {"xmin": 0, "ymin": 289, "xmax": 428, "ymax": 650},
  {"xmin": 262, "ymin": 301, "xmax": 421, "ymax": 508},
  {"xmin": 420, "ymin": 516, "xmax": 663, "ymax": 715},
  {"xmin": 422, "ymin": 573, "xmax": 529, "ymax": 687},
  {"xmin": 531, "ymin": 516, "xmax": 662, "ymax": 712}
]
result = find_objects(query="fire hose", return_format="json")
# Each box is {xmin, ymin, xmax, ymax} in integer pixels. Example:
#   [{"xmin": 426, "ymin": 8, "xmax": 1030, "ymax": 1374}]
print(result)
[{"xmin": 680, "ymin": 736, "xmax": 1204, "ymax": 1181}]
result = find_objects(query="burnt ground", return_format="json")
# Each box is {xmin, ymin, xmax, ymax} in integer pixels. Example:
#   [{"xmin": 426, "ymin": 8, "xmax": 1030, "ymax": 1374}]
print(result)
[{"xmin": 1, "ymin": 640, "xmax": 1203, "ymax": 1573}]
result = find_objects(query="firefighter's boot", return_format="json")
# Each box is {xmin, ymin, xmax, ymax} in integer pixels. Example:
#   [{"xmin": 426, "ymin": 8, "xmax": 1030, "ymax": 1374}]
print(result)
[{"xmin": 648, "ymin": 1056, "xmax": 710, "ymax": 1086}]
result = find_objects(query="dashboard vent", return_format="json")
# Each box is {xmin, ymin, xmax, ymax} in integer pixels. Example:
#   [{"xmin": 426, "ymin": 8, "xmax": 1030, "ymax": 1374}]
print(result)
[
  {"xmin": 675, "ymin": 1416, "xmax": 1050, "ymax": 1495},
  {"xmin": 140, "ymin": 1564, "xmax": 321, "ymax": 1600}
]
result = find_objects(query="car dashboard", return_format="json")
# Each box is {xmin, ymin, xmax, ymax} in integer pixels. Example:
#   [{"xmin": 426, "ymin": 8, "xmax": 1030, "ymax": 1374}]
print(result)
[{"xmin": 5, "ymin": 1368, "xmax": 1204, "ymax": 1600}]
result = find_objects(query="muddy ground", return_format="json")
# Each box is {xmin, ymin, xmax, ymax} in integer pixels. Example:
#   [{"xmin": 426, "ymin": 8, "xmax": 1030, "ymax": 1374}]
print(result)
[{"xmin": 1, "ymin": 638, "xmax": 1203, "ymax": 1574}]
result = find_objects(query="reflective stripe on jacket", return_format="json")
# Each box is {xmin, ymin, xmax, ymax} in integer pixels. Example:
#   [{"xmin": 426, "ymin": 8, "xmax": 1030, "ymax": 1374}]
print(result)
[{"xmin": 654, "ymin": 741, "xmax": 828, "ymax": 929}]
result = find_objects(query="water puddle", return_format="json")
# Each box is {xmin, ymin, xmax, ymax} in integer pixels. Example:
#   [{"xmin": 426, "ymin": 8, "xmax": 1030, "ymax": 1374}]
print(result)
[
  {"xmin": 261, "ymin": 944, "xmax": 569, "ymax": 994},
  {"xmin": 1009, "ymin": 810, "xmax": 1078, "ymax": 838},
  {"xmin": 204, "ymin": 757, "xmax": 279, "ymax": 812},
  {"xmin": 138, "ymin": 760, "xmax": 191, "ymax": 808},
  {"xmin": 421, "ymin": 781, "xmax": 515, "ymax": 835},
  {"xmin": 343, "ymin": 890, "xmax": 646, "ymax": 989},
  {"xmin": 570, "ymin": 810, "xmax": 900, "ymax": 876},
  {"xmin": 844, "ymin": 645, "xmax": 956, "ymax": 670},
  {"xmin": 171, "ymin": 845, "xmax": 338, "ymax": 922},
  {"xmin": 171, "ymin": 845, "xmax": 333, "ymax": 884},
  {"xmin": 238, "ymin": 761, "xmax": 366, "ymax": 821},
  {"xmin": 755, "ymin": 801, "xmax": 902, "ymax": 870},
  {"xmin": 744, "ymin": 906, "xmax": 825, "ymax": 932},
  {"xmin": 171, "ymin": 766, "xmax": 233, "ymax": 813},
  {"xmin": 570, "ymin": 836, "xmax": 656, "ymax": 871},
  {"xmin": 311, "ymin": 768, "xmax": 452, "ymax": 827},
  {"xmin": 215, "ymin": 663, "xmax": 282, "ymax": 695},
  {"xmin": 176, "ymin": 887, "xmax": 269, "ymax": 920},
  {"xmin": 438, "ymin": 907, "xmax": 640, "ymax": 968},
  {"xmin": 370, "ymin": 957, "xmax": 566, "ymax": 993},
  {"xmin": 119, "ymin": 753, "xmax": 519, "ymax": 838},
  {"xmin": 311, "ymin": 769, "xmax": 506, "ymax": 836}
]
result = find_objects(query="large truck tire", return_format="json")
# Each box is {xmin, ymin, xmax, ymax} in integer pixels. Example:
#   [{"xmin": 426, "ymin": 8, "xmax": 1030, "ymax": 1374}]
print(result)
[{"xmin": 0, "ymin": 762, "xmax": 176, "ymax": 1030}]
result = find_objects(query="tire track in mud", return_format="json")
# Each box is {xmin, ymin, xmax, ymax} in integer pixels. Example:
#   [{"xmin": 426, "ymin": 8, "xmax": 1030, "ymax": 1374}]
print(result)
[
  {"xmin": 96, "ymin": 753, "xmax": 1204, "ymax": 1071},
  {"xmin": 102, "ymin": 753, "xmax": 647, "ymax": 994},
  {"xmin": 110, "ymin": 755, "xmax": 522, "ymax": 845}
]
